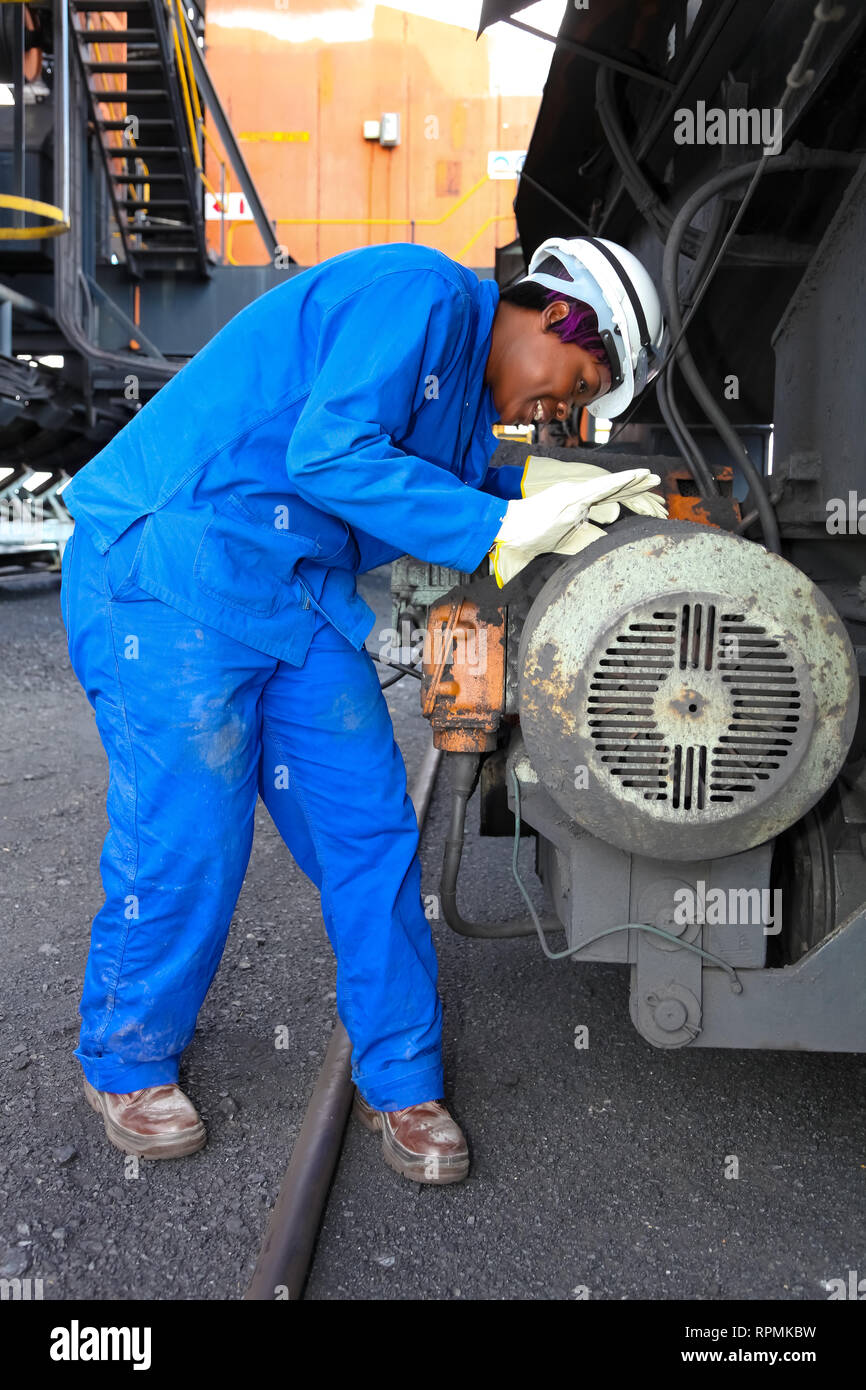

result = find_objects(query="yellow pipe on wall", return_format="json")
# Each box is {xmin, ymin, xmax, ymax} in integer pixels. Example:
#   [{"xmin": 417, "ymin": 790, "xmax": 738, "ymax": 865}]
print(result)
[{"xmin": 225, "ymin": 174, "xmax": 507, "ymax": 264}]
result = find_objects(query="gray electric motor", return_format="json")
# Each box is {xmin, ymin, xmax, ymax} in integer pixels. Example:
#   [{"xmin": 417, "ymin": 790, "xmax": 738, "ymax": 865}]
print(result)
[{"xmin": 518, "ymin": 519, "xmax": 859, "ymax": 862}]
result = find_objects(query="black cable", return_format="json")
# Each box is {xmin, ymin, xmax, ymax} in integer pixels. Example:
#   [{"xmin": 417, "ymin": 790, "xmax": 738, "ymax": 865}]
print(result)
[
  {"xmin": 377, "ymin": 669, "xmax": 406, "ymax": 690},
  {"xmin": 595, "ymin": 66, "xmax": 700, "ymax": 256},
  {"xmin": 653, "ymin": 196, "xmax": 730, "ymax": 491},
  {"xmin": 655, "ymin": 363, "xmax": 715, "ymax": 491},
  {"xmin": 600, "ymin": 0, "xmax": 852, "ymax": 549},
  {"xmin": 661, "ymin": 150, "xmax": 859, "ymax": 552},
  {"xmin": 366, "ymin": 649, "xmax": 423, "ymax": 681},
  {"xmin": 604, "ymin": 150, "xmax": 859, "ymax": 545},
  {"xmin": 594, "ymin": 65, "xmax": 814, "ymax": 268}
]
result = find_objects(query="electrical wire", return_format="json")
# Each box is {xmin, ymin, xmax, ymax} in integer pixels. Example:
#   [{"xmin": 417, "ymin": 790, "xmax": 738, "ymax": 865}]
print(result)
[
  {"xmin": 655, "ymin": 360, "xmax": 715, "ymax": 494},
  {"xmin": 600, "ymin": 150, "xmax": 857, "ymax": 540},
  {"xmin": 601, "ymin": 0, "xmax": 851, "ymax": 542},
  {"xmin": 653, "ymin": 195, "xmax": 731, "ymax": 489},
  {"xmin": 376, "ymin": 668, "xmax": 406, "ymax": 689},
  {"xmin": 366, "ymin": 649, "xmax": 423, "ymax": 682},
  {"xmin": 509, "ymin": 768, "xmax": 743, "ymax": 992}
]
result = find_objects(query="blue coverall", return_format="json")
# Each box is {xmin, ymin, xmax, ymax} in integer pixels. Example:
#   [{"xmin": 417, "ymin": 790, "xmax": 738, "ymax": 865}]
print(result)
[{"xmin": 60, "ymin": 241, "xmax": 525, "ymax": 1110}]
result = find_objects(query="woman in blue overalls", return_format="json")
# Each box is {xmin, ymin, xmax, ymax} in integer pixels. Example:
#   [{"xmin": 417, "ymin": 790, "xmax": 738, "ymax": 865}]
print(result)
[{"xmin": 60, "ymin": 237, "xmax": 663, "ymax": 1180}]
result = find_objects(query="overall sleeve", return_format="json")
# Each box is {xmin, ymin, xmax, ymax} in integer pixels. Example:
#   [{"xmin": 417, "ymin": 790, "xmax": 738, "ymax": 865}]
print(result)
[
  {"xmin": 478, "ymin": 463, "xmax": 526, "ymax": 501},
  {"xmin": 285, "ymin": 270, "xmax": 508, "ymax": 574},
  {"xmin": 353, "ymin": 529, "xmax": 404, "ymax": 575}
]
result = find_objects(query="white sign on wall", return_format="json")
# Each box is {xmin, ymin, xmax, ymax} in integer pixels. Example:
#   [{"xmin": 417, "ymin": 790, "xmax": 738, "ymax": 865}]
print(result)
[
  {"xmin": 487, "ymin": 149, "xmax": 527, "ymax": 179},
  {"xmin": 204, "ymin": 192, "xmax": 254, "ymax": 221}
]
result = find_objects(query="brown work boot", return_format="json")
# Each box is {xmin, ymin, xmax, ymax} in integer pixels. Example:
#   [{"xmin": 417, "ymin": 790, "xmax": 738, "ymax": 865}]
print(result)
[
  {"xmin": 83, "ymin": 1076, "xmax": 207, "ymax": 1159},
  {"xmin": 353, "ymin": 1090, "xmax": 469, "ymax": 1184}
]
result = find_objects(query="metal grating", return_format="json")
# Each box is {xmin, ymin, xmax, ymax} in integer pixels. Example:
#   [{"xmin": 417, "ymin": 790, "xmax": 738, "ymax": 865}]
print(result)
[{"xmin": 586, "ymin": 604, "xmax": 802, "ymax": 813}]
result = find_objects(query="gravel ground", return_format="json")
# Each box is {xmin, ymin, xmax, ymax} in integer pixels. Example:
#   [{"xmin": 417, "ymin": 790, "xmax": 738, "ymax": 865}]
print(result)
[{"xmin": 0, "ymin": 565, "xmax": 863, "ymax": 1302}]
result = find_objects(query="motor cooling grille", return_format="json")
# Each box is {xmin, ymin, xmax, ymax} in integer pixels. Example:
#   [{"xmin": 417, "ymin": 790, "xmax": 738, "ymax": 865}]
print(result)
[
  {"xmin": 586, "ymin": 603, "xmax": 805, "ymax": 814},
  {"xmin": 518, "ymin": 521, "xmax": 857, "ymax": 861}
]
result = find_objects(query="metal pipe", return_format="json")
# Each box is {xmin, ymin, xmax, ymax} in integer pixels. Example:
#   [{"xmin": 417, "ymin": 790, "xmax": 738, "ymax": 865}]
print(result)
[
  {"xmin": 0, "ymin": 283, "xmax": 54, "ymax": 322},
  {"xmin": 0, "ymin": 300, "xmax": 11, "ymax": 357},
  {"xmin": 244, "ymin": 1019, "xmax": 354, "ymax": 1301},
  {"xmin": 440, "ymin": 752, "xmax": 563, "ymax": 941},
  {"xmin": 245, "ymin": 737, "xmax": 443, "ymax": 1301},
  {"xmin": 13, "ymin": 1, "xmax": 24, "ymax": 231},
  {"xmin": 53, "ymin": 0, "xmax": 69, "ymax": 228}
]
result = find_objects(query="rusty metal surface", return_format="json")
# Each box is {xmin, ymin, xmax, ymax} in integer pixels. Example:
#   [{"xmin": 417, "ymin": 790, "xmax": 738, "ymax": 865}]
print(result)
[
  {"xmin": 662, "ymin": 464, "xmax": 742, "ymax": 530},
  {"xmin": 518, "ymin": 518, "xmax": 859, "ymax": 861},
  {"xmin": 421, "ymin": 595, "xmax": 506, "ymax": 753}
]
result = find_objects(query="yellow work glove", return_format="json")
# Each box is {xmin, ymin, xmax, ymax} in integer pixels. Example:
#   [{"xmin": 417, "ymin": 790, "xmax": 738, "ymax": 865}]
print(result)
[
  {"xmin": 521, "ymin": 454, "xmax": 668, "ymax": 521},
  {"xmin": 488, "ymin": 470, "xmax": 661, "ymax": 588}
]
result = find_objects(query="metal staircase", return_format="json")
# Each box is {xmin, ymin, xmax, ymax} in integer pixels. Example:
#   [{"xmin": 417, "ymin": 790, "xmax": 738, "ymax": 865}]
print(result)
[{"xmin": 70, "ymin": 0, "xmax": 210, "ymax": 277}]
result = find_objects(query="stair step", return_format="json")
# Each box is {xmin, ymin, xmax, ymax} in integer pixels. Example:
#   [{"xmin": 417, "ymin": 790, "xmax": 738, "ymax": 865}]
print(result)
[
  {"xmin": 116, "ymin": 198, "xmax": 192, "ymax": 207},
  {"xmin": 91, "ymin": 90, "xmax": 170, "ymax": 101},
  {"xmin": 132, "ymin": 246, "xmax": 202, "ymax": 256},
  {"xmin": 97, "ymin": 118, "xmax": 175, "ymax": 129},
  {"xmin": 73, "ymin": 1, "xmax": 153, "ymax": 10},
  {"xmin": 111, "ymin": 173, "xmax": 187, "ymax": 183},
  {"xmin": 106, "ymin": 148, "xmax": 182, "ymax": 159},
  {"xmin": 77, "ymin": 30, "xmax": 158, "ymax": 42},
  {"xmin": 84, "ymin": 61, "xmax": 163, "ymax": 72},
  {"xmin": 121, "ymin": 222, "xmax": 195, "ymax": 233}
]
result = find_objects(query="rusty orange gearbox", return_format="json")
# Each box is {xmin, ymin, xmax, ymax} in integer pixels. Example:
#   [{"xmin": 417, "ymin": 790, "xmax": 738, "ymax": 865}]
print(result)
[{"xmin": 420, "ymin": 596, "xmax": 506, "ymax": 752}]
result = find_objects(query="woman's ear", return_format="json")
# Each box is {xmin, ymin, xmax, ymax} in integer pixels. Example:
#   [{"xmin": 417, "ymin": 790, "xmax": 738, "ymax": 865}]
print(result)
[{"xmin": 541, "ymin": 299, "xmax": 570, "ymax": 332}]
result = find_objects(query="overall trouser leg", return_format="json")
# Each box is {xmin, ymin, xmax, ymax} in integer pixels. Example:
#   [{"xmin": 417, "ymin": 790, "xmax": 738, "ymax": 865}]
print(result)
[
  {"xmin": 258, "ymin": 623, "xmax": 444, "ymax": 1112},
  {"xmin": 62, "ymin": 523, "xmax": 444, "ymax": 1107},
  {"xmin": 61, "ymin": 525, "xmax": 274, "ymax": 1092}
]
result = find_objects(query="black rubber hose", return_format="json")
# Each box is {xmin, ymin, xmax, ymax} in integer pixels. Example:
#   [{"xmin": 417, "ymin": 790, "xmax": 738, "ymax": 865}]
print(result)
[
  {"xmin": 594, "ymin": 66, "xmax": 809, "ymax": 268},
  {"xmin": 655, "ymin": 364, "xmax": 715, "ymax": 493},
  {"xmin": 366, "ymin": 650, "xmax": 423, "ymax": 681},
  {"xmin": 654, "ymin": 188, "xmax": 729, "ymax": 489},
  {"xmin": 439, "ymin": 752, "xmax": 563, "ymax": 941},
  {"xmin": 595, "ymin": 66, "xmax": 703, "ymax": 256},
  {"xmin": 662, "ymin": 149, "xmax": 861, "ymax": 554}
]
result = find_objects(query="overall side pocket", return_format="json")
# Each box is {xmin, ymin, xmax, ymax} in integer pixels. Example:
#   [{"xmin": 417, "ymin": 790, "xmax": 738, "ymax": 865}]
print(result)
[{"xmin": 194, "ymin": 492, "xmax": 320, "ymax": 617}]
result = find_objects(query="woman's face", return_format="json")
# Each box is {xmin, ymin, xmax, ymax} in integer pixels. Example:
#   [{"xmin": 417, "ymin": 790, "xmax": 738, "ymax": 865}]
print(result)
[{"xmin": 486, "ymin": 298, "xmax": 612, "ymax": 428}]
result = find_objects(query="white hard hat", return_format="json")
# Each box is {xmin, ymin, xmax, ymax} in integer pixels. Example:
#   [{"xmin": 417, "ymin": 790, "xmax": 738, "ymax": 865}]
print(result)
[{"xmin": 518, "ymin": 236, "xmax": 666, "ymax": 418}]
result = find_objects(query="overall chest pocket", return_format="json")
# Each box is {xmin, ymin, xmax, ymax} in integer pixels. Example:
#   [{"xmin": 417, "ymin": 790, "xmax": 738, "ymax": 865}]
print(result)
[{"xmin": 194, "ymin": 492, "xmax": 322, "ymax": 617}]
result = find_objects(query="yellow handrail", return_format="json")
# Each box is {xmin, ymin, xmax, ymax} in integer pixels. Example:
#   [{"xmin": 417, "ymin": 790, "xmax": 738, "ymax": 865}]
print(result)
[
  {"xmin": 0, "ymin": 194, "xmax": 69, "ymax": 239},
  {"xmin": 168, "ymin": 3, "xmax": 202, "ymax": 173},
  {"xmin": 224, "ymin": 173, "xmax": 516, "ymax": 263},
  {"xmin": 175, "ymin": 0, "xmax": 203, "ymax": 127},
  {"xmin": 164, "ymin": 0, "xmax": 235, "ymax": 249}
]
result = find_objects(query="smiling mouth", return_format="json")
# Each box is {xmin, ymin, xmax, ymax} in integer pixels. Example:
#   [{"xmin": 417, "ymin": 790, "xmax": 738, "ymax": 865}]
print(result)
[{"xmin": 517, "ymin": 398, "xmax": 549, "ymax": 427}]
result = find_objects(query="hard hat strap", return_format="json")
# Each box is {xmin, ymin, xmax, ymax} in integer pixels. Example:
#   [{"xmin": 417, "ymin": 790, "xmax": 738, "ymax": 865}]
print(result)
[{"xmin": 583, "ymin": 236, "xmax": 651, "ymax": 351}]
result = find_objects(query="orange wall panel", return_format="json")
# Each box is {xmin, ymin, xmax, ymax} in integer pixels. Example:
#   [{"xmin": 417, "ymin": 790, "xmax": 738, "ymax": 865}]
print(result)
[{"xmin": 201, "ymin": 2, "xmax": 546, "ymax": 267}]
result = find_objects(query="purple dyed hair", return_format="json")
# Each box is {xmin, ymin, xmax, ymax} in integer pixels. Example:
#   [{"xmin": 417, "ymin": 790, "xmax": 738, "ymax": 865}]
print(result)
[{"xmin": 544, "ymin": 288, "xmax": 610, "ymax": 370}]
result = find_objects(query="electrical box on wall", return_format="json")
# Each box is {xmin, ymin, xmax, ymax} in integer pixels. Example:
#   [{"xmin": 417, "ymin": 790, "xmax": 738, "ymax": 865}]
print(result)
[
  {"xmin": 379, "ymin": 112, "xmax": 401, "ymax": 147},
  {"xmin": 362, "ymin": 119, "xmax": 381, "ymax": 140}
]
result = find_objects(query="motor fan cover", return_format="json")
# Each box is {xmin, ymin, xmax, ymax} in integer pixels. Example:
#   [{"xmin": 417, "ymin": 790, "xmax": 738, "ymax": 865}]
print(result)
[{"xmin": 518, "ymin": 520, "xmax": 859, "ymax": 861}]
